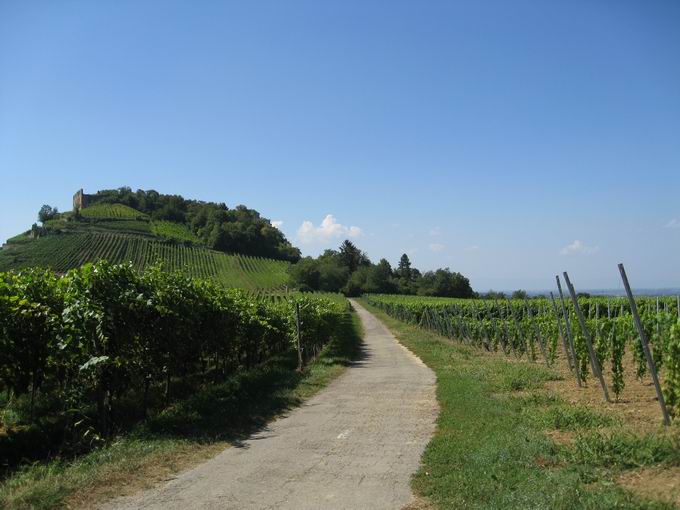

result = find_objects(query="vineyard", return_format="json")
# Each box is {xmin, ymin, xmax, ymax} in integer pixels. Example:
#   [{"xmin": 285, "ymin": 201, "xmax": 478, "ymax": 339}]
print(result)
[
  {"xmin": 0, "ymin": 232, "xmax": 290, "ymax": 290},
  {"xmin": 79, "ymin": 203, "xmax": 149, "ymax": 220},
  {"xmin": 150, "ymin": 220, "xmax": 201, "ymax": 244},
  {"xmin": 0, "ymin": 261, "xmax": 348, "ymax": 472},
  {"xmin": 366, "ymin": 288, "xmax": 680, "ymax": 421}
]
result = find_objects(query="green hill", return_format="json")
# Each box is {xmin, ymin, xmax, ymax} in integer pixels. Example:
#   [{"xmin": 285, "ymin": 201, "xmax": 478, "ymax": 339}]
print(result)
[
  {"xmin": 67, "ymin": 187, "xmax": 301, "ymax": 262},
  {"xmin": 0, "ymin": 232, "xmax": 290, "ymax": 290},
  {"xmin": 1, "ymin": 198, "xmax": 292, "ymax": 291}
]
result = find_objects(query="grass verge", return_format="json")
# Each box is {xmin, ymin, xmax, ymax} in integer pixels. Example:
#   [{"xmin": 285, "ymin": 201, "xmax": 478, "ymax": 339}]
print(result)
[
  {"xmin": 359, "ymin": 299, "xmax": 680, "ymax": 510},
  {"xmin": 0, "ymin": 311, "xmax": 363, "ymax": 509}
]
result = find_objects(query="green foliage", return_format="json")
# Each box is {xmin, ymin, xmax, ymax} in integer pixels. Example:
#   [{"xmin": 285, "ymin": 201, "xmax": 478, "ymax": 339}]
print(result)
[
  {"xmin": 366, "ymin": 293, "xmax": 680, "ymax": 411},
  {"xmin": 5, "ymin": 232, "xmax": 33, "ymax": 245},
  {"xmin": 542, "ymin": 405, "xmax": 613, "ymax": 431},
  {"xmin": 0, "ymin": 262, "xmax": 346, "ymax": 457},
  {"xmin": 0, "ymin": 312, "xmax": 361, "ymax": 509},
  {"xmin": 338, "ymin": 240, "xmax": 370, "ymax": 273},
  {"xmin": 511, "ymin": 289, "xmax": 528, "ymax": 300},
  {"xmin": 567, "ymin": 431, "xmax": 680, "ymax": 468},
  {"xmin": 417, "ymin": 268, "xmax": 474, "ymax": 298},
  {"xmin": 86, "ymin": 220, "xmax": 152, "ymax": 234},
  {"xmin": 81, "ymin": 187, "xmax": 300, "ymax": 261},
  {"xmin": 361, "ymin": 300, "xmax": 671, "ymax": 510},
  {"xmin": 0, "ymin": 269, "xmax": 62, "ymax": 399},
  {"xmin": 664, "ymin": 320, "xmax": 680, "ymax": 417},
  {"xmin": 38, "ymin": 205, "xmax": 58, "ymax": 223},
  {"xmin": 610, "ymin": 321, "xmax": 626, "ymax": 398},
  {"xmin": 80, "ymin": 203, "xmax": 148, "ymax": 220},
  {"xmin": 151, "ymin": 221, "xmax": 200, "ymax": 244},
  {"xmin": 288, "ymin": 244, "xmax": 473, "ymax": 298},
  {"xmin": 0, "ymin": 233, "xmax": 290, "ymax": 290}
]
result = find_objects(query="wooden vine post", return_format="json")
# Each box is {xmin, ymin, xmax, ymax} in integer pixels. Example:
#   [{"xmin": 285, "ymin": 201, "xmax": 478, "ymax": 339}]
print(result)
[
  {"xmin": 563, "ymin": 272, "xmax": 610, "ymax": 402},
  {"xmin": 618, "ymin": 263, "xmax": 671, "ymax": 426},
  {"xmin": 555, "ymin": 276, "xmax": 582, "ymax": 387},
  {"xmin": 296, "ymin": 302, "xmax": 303, "ymax": 371},
  {"xmin": 549, "ymin": 292, "xmax": 574, "ymax": 373}
]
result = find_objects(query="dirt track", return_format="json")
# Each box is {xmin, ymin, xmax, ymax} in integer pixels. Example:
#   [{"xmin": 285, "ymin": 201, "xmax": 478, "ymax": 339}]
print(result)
[{"xmin": 102, "ymin": 299, "xmax": 438, "ymax": 510}]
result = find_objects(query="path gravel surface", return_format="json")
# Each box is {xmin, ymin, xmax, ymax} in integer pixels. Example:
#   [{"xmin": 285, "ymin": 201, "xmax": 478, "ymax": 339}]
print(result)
[{"xmin": 102, "ymin": 299, "xmax": 438, "ymax": 510}]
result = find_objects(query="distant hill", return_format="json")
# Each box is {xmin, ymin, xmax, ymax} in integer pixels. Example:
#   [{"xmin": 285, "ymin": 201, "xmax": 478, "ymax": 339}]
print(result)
[{"xmin": 0, "ymin": 188, "xmax": 295, "ymax": 290}]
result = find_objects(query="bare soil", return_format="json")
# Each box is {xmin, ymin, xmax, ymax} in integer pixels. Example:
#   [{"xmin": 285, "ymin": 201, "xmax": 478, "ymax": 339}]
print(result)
[
  {"xmin": 543, "ymin": 350, "xmax": 670, "ymax": 434},
  {"xmin": 618, "ymin": 467, "xmax": 680, "ymax": 507}
]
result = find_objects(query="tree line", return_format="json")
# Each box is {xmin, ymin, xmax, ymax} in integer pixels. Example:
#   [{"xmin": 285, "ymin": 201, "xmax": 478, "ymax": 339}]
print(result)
[{"xmin": 289, "ymin": 240, "xmax": 474, "ymax": 298}]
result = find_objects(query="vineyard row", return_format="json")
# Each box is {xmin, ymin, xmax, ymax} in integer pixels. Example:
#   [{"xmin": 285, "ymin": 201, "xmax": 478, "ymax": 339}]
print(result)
[
  {"xmin": 0, "ymin": 232, "xmax": 290, "ymax": 290},
  {"xmin": 366, "ymin": 289, "xmax": 680, "ymax": 420}
]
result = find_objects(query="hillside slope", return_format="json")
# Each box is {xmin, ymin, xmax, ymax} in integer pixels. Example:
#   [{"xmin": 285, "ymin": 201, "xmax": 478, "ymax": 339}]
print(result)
[
  {"xmin": 0, "ymin": 232, "xmax": 289, "ymax": 290},
  {"xmin": 1, "ymin": 202, "xmax": 291, "ymax": 291}
]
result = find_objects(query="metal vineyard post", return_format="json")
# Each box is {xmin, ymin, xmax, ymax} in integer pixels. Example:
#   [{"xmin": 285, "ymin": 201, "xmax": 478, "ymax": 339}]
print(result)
[
  {"xmin": 618, "ymin": 263, "xmax": 671, "ymax": 426},
  {"xmin": 563, "ymin": 272, "xmax": 610, "ymax": 403}
]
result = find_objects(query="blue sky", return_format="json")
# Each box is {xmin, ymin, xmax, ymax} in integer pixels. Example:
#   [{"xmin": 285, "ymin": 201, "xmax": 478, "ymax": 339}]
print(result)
[{"xmin": 1, "ymin": 1, "xmax": 679, "ymax": 291}]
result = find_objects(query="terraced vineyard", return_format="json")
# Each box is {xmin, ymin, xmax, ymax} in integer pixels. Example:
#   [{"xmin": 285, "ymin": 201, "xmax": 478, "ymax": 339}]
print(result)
[
  {"xmin": 79, "ymin": 203, "xmax": 149, "ymax": 219},
  {"xmin": 0, "ymin": 232, "xmax": 290, "ymax": 290}
]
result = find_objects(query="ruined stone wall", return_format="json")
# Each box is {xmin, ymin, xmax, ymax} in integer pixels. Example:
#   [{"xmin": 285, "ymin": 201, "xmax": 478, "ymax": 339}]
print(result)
[{"xmin": 73, "ymin": 189, "xmax": 92, "ymax": 211}]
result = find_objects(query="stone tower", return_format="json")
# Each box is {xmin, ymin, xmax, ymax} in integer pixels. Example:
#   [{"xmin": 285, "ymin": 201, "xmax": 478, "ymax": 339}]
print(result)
[{"xmin": 73, "ymin": 189, "xmax": 89, "ymax": 212}]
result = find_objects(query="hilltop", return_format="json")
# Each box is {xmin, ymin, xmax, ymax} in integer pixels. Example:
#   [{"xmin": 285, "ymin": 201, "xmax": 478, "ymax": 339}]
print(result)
[{"xmin": 0, "ymin": 187, "xmax": 295, "ymax": 290}]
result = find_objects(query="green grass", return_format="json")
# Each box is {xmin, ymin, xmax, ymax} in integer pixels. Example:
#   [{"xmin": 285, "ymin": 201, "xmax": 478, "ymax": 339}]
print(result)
[
  {"xmin": 538, "ymin": 405, "xmax": 615, "ymax": 431},
  {"xmin": 566, "ymin": 431, "xmax": 680, "ymax": 470},
  {"xmin": 150, "ymin": 220, "xmax": 200, "ymax": 244},
  {"xmin": 0, "ymin": 310, "xmax": 363, "ymax": 509},
  {"xmin": 80, "ymin": 203, "xmax": 148, "ymax": 219},
  {"xmin": 0, "ymin": 232, "xmax": 290, "ymax": 290},
  {"xmin": 359, "ymin": 299, "xmax": 679, "ymax": 510}
]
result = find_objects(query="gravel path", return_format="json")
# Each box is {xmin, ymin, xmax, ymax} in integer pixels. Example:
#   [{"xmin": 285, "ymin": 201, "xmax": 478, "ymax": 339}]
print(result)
[{"xmin": 103, "ymin": 299, "xmax": 438, "ymax": 510}]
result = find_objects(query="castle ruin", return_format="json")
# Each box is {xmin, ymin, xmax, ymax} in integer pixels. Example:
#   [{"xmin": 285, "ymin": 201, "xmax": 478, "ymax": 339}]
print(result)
[{"xmin": 73, "ymin": 189, "xmax": 93, "ymax": 212}]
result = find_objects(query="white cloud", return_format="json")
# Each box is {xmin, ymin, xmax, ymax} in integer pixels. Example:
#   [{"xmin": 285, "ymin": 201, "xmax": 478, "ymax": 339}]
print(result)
[
  {"xmin": 296, "ymin": 214, "xmax": 363, "ymax": 244},
  {"xmin": 665, "ymin": 219, "xmax": 680, "ymax": 229},
  {"xmin": 429, "ymin": 243, "xmax": 445, "ymax": 253},
  {"xmin": 466, "ymin": 244, "xmax": 480, "ymax": 252},
  {"xmin": 429, "ymin": 227, "xmax": 442, "ymax": 236},
  {"xmin": 271, "ymin": 220, "xmax": 284, "ymax": 229},
  {"xmin": 347, "ymin": 225, "xmax": 363, "ymax": 237},
  {"xmin": 560, "ymin": 240, "xmax": 599, "ymax": 256}
]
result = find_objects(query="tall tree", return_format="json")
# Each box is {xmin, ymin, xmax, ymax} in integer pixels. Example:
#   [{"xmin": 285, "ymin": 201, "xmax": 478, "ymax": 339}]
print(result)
[
  {"xmin": 38, "ymin": 205, "xmax": 58, "ymax": 223},
  {"xmin": 396, "ymin": 253, "xmax": 412, "ymax": 280},
  {"xmin": 338, "ymin": 240, "xmax": 369, "ymax": 273}
]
